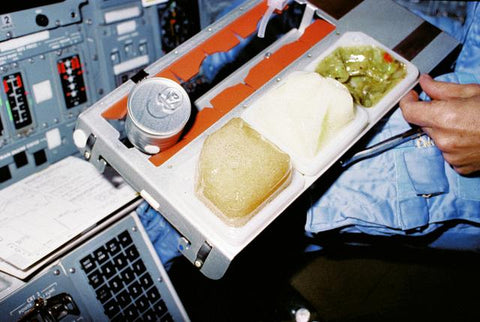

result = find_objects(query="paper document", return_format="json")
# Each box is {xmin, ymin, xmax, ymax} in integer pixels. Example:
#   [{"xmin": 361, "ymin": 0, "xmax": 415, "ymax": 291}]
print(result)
[{"xmin": 0, "ymin": 156, "xmax": 137, "ymax": 272}]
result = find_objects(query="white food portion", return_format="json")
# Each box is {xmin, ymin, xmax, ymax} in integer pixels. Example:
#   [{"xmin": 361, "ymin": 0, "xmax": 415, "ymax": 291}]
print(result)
[{"xmin": 250, "ymin": 71, "xmax": 355, "ymax": 159}]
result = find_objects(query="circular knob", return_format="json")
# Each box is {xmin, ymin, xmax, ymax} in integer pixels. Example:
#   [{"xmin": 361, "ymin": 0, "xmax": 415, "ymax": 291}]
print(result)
[{"xmin": 36, "ymin": 14, "xmax": 49, "ymax": 27}]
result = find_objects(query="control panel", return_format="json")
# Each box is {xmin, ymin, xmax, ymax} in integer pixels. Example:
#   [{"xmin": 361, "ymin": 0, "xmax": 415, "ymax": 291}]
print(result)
[
  {"xmin": 0, "ymin": 213, "xmax": 188, "ymax": 321},
  {"xmin": 0, "ymin": 0, "xmax": 206, "ymax": 189},
  {"xmin": 80, "ymin": 0, "xmax": 163, "ymax": 95},
  {"xmin": 0, "ymin": 13, "xmax": 92, "ymax": 189}
]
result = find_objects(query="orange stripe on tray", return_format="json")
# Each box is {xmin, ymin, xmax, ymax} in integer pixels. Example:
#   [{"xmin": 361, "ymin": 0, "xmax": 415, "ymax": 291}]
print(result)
[
  {"xmin": 149, "ymin": 19, "xmax": 335, "ymax": 167},
  {"xmin": 101, "ymin": 1, "xmax": 268, "ymax": 121},
  {"xmin": 99, "ymin": 1, "xmax": 335, "ymax": 167},
  {"xmin": 210, "ymin": 83, "xmax": 256, "ymax": 114},
  {"xmin": 101, "ymin": 95, "xmax": 129, "ymax": 120},
  {"xmin": 155, "ymin": 69, "xmax": 180, "ymax": 83},
  {"xmin": 228, "ymin": 1, "xmax": 268, "ymax": 38},
  {"xmin": 168, "ymin": 47, "xmax": 206, "ymax": 82},
  {"xmin": 298, "ymin": 19, "xmax": 335, "ymax": 46},
  {"xmin": 202, "ymin": 28, "xmax": 241, "ymax": 54},
  {"xmin": 244, "ymin": 20, "xmax": 335, "ymax": 89}
]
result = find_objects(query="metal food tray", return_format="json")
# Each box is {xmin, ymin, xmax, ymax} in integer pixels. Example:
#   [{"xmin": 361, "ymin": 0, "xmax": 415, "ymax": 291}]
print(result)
[{"xmin": 74, "ymin": 1, "xmax": 418, "ymax": 279}]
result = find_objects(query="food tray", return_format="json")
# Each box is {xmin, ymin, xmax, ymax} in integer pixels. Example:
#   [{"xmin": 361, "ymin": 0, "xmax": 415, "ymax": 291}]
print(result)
[
  {"xmin": 242, "ymin": 32, "xmax": 419, "ymax": 176},
  {"xmin": 74, "ymin": 16, "xmax": 419, "ymax": 278},
  {"xmin": 158, "ymin": 31, "xmax": 419, "ymax": 248}
]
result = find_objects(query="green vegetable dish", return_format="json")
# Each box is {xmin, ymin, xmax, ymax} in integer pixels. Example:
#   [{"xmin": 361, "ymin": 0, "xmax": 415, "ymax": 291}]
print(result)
[{"xmin": 315, "ymin": 46, "xmax": 407, "ymax": 107}]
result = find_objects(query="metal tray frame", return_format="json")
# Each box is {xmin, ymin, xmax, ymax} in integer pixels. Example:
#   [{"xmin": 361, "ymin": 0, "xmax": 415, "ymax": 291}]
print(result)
[{"xmin": 74, "ymin": 0, "xmax": 427, "ymax": 279}]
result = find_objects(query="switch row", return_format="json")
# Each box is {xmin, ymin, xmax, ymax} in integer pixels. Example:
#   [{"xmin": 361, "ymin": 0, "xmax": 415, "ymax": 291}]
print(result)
[{"xmin": 0, "ymin": 149, "xmax": 47, "ymax": 184}]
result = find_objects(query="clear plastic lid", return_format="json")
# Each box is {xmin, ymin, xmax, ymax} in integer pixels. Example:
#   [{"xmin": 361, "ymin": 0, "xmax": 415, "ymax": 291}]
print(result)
[{"xmin": 195, "ymin": 118, "xmax": 292, "ymax": 227}]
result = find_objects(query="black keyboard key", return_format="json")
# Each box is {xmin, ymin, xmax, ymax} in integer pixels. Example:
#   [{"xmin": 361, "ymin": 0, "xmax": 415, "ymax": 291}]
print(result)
[
  {"xmin": 125, "ymin": 245, "xmax": 140, "ymax": 261},
  {"xmin": 143, "ymin": 309, "xmax": 157, "ymax": 321},
  {"xmin": 101, "ymin": 261, "xmax": 116, "ymax": 280},
  {"xmin": 161, "ymin": 313, "xmax": 174, "ymax": 322},
  {"xmin": 118, "ymin": 230, "xmax": 133, "ymax": 248},
  {"xmin": 80, "ymin": 255, "xmax": 96, "ymax": 274},
  {"xmin": 146, "ymin": 287, "xmax": 161, "ymax": 304},
  {"xmin": 88, "ymin": 269, "xmax": 104, "ymax": 289},
  {"xmin": 136, "ymin": 294, "xmax": 150, "ymax": 313},
  {"xmin": 95, "ymin": 285, "xmax": 112, "ymax": 304},
  {"xmin": 112, "ymin": 253, "xmax": 128, "ymax": 270},
  {"xmin": 124, "ymin": 304, "xmax": 139, "ymax": 321},
  {"xmin": 129, "ymin": 281, "xmax": 143, "ymax": 298},
  {"xmin": 132, "ymin": 259, "xmax": 147, "ymax": 276},
  {"xmin": 109, "ymin": 275, "xmax": 124, "ymax": 294},
  {"xmin": 104, "ymin": 298, "xmax": 121, "ymax": 318},
  {"xmin": 153, "ymin": 299, "xmax": 168, "ymax": 316},
  {"xmin": 106, "ymin": 238, "xmax": 121, "ymax": 256},
  {"xmin": 94, "ymin": 246, "xmax": 109, "ymax": 264},
  {"xmin": 117, "ymin": 289, "xmax": 132, "ymax": 308},
  {"xmin": 111, "ymin": 313, "xmax": 126, "ymax": 322},
  {"xmin": 78, "ymin": 229, "xmax": 179, "ymax": 321},
  {"xmin": 139, "ymin": 273, "xmax": 154, "ymax": 290},
  {"xmin": 121, "ymin": 267, "xmax": 135, "ymax": 285}
]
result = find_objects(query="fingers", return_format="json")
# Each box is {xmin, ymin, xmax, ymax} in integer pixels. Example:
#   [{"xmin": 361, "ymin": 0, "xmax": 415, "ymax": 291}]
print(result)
[
  {"xmin": 399, "ymin": 83, "xmax": 464, "ymax": 128},
  {"xmin": 399, "ymin": 90, "xmax": 437, "ymax": 127},
  {"xmin": 401, "ymin": 75, "xmax": 480, "ymax": 176},
  {"xmin": 420, "ymin": 74, "xmax": 480, "ymax": 100}
]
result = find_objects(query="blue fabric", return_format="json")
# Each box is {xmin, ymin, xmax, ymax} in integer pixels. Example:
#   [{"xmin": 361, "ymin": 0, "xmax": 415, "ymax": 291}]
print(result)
[
  {"xmin": 400, "ymin": 2, "xmax": 479, "ymax": 74},
  {"xmin": 307, "ymin": 70, "xmax": 480, "ymax": 249},
  {"xmin": 455, "ymin": 3, "xmax": 480, "ymax": 75},
  {"xmin": 201, "ymin": 0, "xmax": 250, "ymax": 81},
  {"xmin": 136, "ymin": 201, "xmax": 181, "ymax": 270},
  {"xmin": 306, "ymin": 4, "xmax": 480, "ymax": 250},
  {"xmin": 307, "ymin": 95, "xmax": 480, "ymax": 249}
]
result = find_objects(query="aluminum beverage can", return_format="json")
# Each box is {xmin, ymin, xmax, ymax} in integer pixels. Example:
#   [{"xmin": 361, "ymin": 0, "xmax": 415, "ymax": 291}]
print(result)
[{"xmin": 125, "ymin": 77, "xmax": 191, "ymax": 154}]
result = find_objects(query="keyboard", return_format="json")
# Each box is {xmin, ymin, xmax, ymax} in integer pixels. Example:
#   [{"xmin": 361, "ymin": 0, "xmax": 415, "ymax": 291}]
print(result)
[
  {"xmin": 0, "ymin": 212, "xmax": 188, "ymax": 321},
  {"xmin": 80, "ymin": 229, "xmax": 174, "ymax": 321}
]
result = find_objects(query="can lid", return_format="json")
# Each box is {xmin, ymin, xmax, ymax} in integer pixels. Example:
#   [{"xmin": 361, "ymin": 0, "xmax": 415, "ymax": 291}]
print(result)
[{"xmin": 127, "ymin": 77, "xmax": 191, "ymax": 136}]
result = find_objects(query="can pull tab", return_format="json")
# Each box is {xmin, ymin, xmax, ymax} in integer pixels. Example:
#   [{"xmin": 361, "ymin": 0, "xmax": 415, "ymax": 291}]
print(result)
[
  {"xmin": 257, "ymin": 0, "xmax": 288, "ymax": 38},
  {"xmin": 150, "ymin": 87, "xmax": 184, "ymax": 116},
  {"xmin": 159, "ymin": 87, "xmax": 183, "ymax": 113}
]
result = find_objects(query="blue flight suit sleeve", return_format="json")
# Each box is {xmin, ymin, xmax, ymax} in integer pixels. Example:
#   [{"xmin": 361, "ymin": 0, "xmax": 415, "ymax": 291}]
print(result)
[
  {"xmin": 136, "ymin": 201, "xmax": 181, "ymax": 270},
  {"xmin": 306, "ymin": 1, "xmax": 480, "ymax": 251}
]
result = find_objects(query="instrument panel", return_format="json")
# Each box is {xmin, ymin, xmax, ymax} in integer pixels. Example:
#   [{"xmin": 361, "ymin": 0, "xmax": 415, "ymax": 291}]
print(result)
[
  {"xmin": 0, "ymin": 0, "xmax": 208, "ymax": 189},
  {"xmin": 0, "ymin": 212, "xmax": 188, "ymax": 321}
]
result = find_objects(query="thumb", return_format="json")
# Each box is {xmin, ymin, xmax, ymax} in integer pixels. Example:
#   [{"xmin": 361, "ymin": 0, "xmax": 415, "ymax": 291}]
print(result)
[{"xmin": 399, "ymin": 89, "xmax": 437, "ymax": 127}]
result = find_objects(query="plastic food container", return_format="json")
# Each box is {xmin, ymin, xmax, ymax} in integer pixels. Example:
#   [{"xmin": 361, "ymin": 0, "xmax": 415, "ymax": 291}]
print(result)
[
  {"xmin": 243, "ymin": 31, "xmax": 419, "ymax": 176},
  {"xmin": 195, "ymin": 118, "xmax": 293, "ymax": 227}
]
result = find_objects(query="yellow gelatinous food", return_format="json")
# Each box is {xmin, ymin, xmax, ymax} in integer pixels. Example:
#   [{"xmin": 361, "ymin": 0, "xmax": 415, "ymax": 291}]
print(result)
[
  {"xmin": 196, "ymin": 118, "xmax": 291, "ymax": 227},
  {"xmin": 315, "ymin": 46, "xmax": 407, "ymax": 107}
]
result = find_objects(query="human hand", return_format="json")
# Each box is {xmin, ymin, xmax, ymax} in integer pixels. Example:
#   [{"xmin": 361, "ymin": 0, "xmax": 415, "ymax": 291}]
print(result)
[{"xmin": 400, "ymin": 74, "xmax": 480, "ymax": 175}]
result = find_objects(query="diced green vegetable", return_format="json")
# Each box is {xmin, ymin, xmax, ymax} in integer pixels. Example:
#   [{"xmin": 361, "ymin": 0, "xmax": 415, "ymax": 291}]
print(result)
[{"xmin": 315, "ymin": 46, "xmax": 407, "ymax": 107}]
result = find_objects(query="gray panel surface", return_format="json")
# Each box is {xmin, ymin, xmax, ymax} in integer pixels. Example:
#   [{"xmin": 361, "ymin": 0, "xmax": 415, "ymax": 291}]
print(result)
[{"xmin": 0, "ymin": 213, "xmax": 188, "ymax": 321}]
